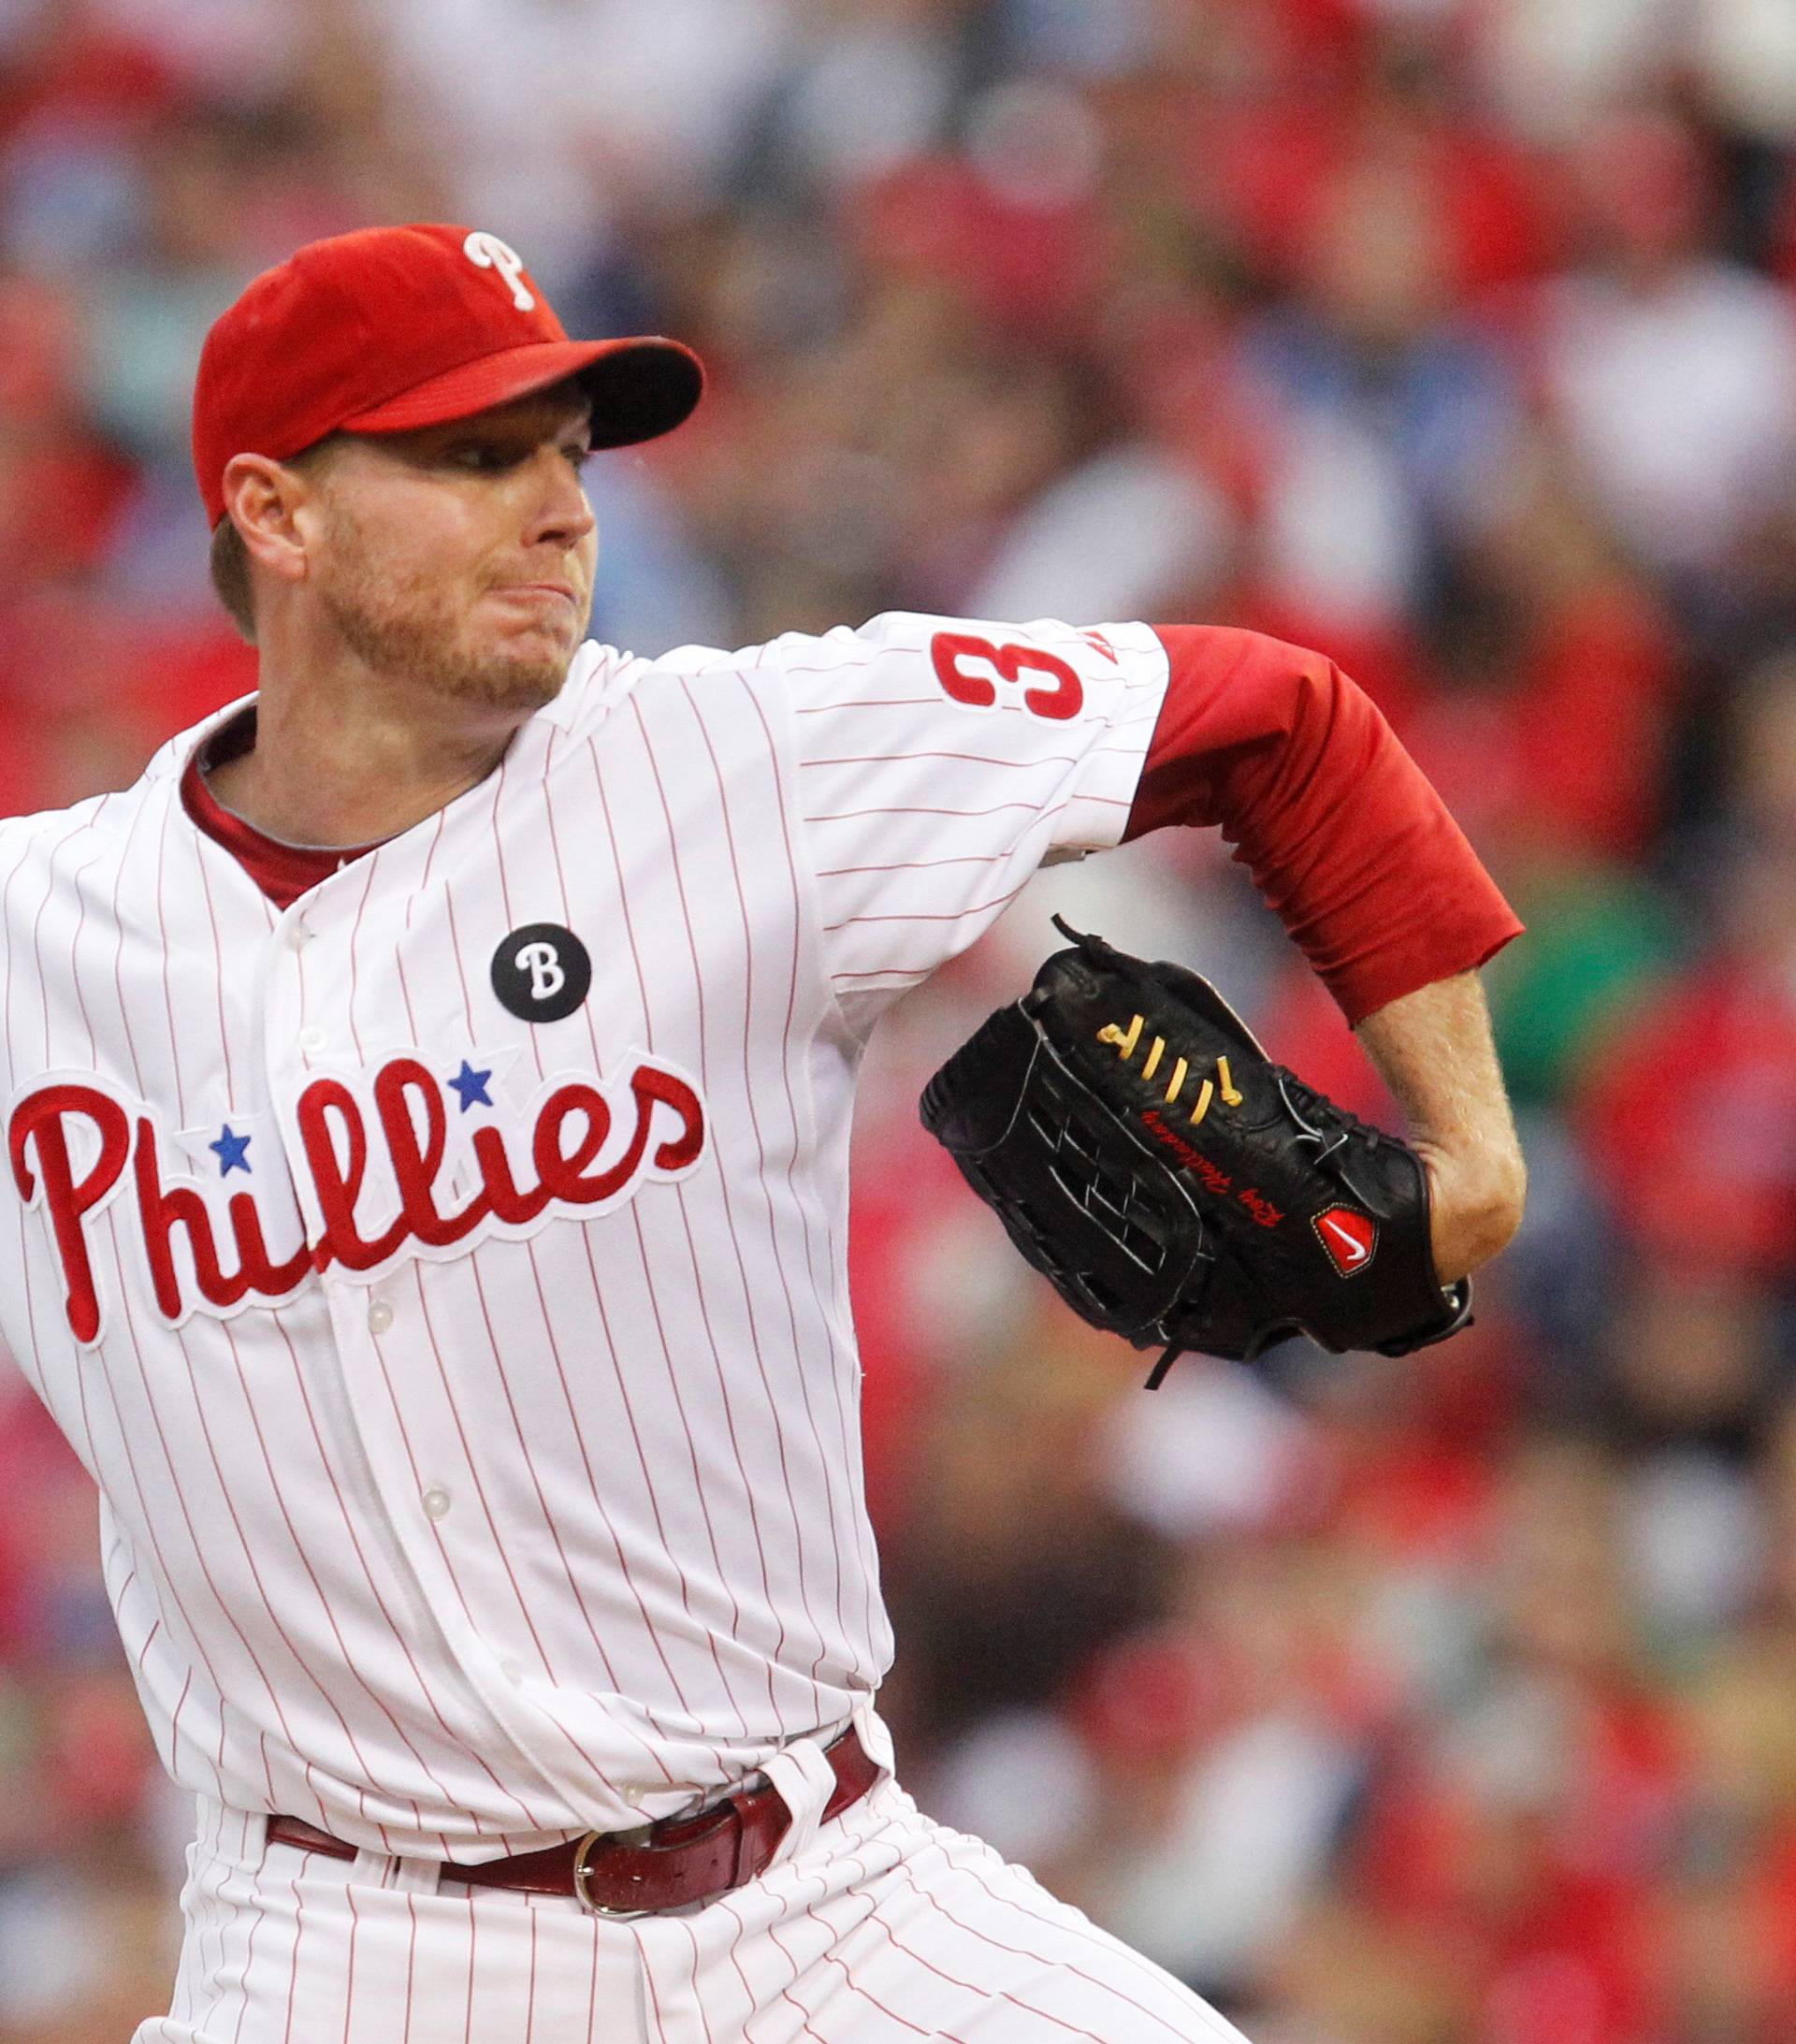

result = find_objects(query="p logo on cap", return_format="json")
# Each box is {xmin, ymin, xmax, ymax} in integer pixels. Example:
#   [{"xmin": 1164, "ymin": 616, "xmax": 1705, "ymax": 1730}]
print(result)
[{"xmin": 462, "ymin": 232, "xmax": 536, "ymax": 312}]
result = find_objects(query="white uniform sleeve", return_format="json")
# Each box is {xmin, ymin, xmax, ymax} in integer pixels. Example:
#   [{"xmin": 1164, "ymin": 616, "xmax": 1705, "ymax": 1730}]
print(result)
[{"xmin": 775, "ymin": 610, "xmax": 1170, "ymax": 1019}]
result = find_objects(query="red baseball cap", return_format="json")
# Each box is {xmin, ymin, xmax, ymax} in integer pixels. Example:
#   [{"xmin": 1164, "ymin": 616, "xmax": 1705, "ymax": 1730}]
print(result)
[{"xmin": 193, "ymin": 224, "xmax": 704, "ymax": 527}]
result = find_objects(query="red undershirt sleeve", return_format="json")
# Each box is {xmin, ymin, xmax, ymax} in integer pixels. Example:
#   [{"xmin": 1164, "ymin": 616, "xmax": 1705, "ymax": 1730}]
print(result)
[{"xmin": 1127, "ymin": 626, "xmax": 1523, "ymax": 1026}]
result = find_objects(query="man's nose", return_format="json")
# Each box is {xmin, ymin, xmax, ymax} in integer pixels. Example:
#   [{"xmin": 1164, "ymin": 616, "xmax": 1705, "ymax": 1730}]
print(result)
[{"xmin": 523, "ymin": 448, "xmax": 596, "ymax": 547}]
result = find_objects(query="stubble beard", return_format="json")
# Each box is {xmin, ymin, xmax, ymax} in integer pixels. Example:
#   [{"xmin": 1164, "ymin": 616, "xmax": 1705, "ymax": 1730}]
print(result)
[{"xmin": 316, "ymin": 507, "xmax": 584, "ymax": 715}]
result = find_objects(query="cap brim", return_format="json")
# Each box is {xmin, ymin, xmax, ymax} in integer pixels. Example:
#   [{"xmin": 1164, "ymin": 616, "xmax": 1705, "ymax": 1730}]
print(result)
[{"xmin": 339, "ymin": 336, "xmax": 704, "ymax": 448}]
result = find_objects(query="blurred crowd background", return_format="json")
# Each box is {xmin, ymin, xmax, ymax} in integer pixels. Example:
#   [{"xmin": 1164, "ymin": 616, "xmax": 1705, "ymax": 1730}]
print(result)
[{"xmin": 1, "ymin": 0, "xmax": 1795, "ymax": 2037}]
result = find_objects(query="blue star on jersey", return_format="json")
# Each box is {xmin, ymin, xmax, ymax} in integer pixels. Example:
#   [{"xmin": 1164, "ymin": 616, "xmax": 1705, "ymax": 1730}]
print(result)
[
  {"xmin": 210, "ymin": 1123, "xmax": 253, "ymax": 1176},
  {"xmin": 446, "ymin": 1061, "xmax": 493, "ymax": 1112}
]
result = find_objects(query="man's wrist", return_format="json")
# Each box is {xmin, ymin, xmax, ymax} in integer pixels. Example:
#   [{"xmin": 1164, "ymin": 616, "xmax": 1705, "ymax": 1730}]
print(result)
[{"xmin": 1416, "ymin": 1139, "xmax": 1528, "ymax": 1282}]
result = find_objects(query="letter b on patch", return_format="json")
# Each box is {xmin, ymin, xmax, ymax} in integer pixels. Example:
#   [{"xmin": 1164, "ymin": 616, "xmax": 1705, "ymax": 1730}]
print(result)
[{"xmin": 492, "ymin": 923, "xmax": 591, "ymax": 1022}]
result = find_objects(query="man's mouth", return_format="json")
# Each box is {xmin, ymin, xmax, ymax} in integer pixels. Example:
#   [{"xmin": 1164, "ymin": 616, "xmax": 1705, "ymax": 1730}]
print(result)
[{"xmin": 490, "ymin": 582, "xmax": 578, "ymax": 608}]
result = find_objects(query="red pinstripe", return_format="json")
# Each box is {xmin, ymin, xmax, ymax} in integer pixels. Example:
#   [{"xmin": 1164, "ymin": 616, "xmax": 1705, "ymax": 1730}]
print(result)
[
  {"xmin": 670, "ymin": 676, "xmax": 849, "ymax": 1683},
  {"xmin": 776, "ymin": 656, "xmax": 883, "ymax": 677},
  {"xmin": 342, "ymin": 1878, "xmax": 362, "ymax": 2044},
  {"xmin": 816, "ymin": 852, "xmax": 1007, "ymax": 877},
  {"xmin": 280, "ymin": 1859, "xmax": 305, "ymax": 2044},
  {"xmin": 194, "ymin": 828, "xmax": 238, "ymax": 1102},
  {"xmin": 229, "ymin": 1810, "xmax": 268, "ymax": 2044},
  {"xmin": 295, "ymin": 937, "xmax": 314, "ymax": 1073},
  {"xmin": 569, "ymin": 1197, "xmax": 743, "ymax": 1747},
  {"xmin": 25, "ymin": 812, "xmax": 79, "ymax": 1073},
  {"xmin": 461, "ymin": 1892, "xmax": 477, "ymax": 2044},
  {"xmin": 630, "ymin": 1193, "xmax": 785, "ymax": 1718},
  {"xmin": 821, "ymin": 885, "xmax": 1030, "ymax": 932},
  {"xmin": 636, "ymin": 1923, "xmax": 675, "ymax": 2044},
  {"xmin": 674, "ymin": 1918, "xmax": 723, "ymax": 2044},
  {"xmin": 106, "ymin": 791, "xmax": 156, "ymax": 1095},
  {"xmin": 401, "ymin": 1892, "xmax": 419, "ymax": 2044},
  {"xmin": 661, "ymin": 1181, "xmax": 788, "ymax": 1713},
  {"xmin": 403, "ymin": 809, "xmax": 449, "ymax": 932},
  {"xmin": 804, "ymin": 801, "xmax": 1044, "ymax": 822},
  {"xmin": 801, "ymin": 750, "xmax": 1081, "ymax": 769},
  {"xmin": 517, "ymin": 1217, "xmax": 705, "ymax": 1773},
  {"xmin": 590, "ymin": 733, "xmax": 774, "ymax": 1737},
  {"xmin": 341, "ymin": 849, "xmax": 381, "ymax": 1065},
  {"xmin": 733, "ymin": 670, "xmax": 883, "ymax": 1645},
  {"xmin": 61, "ymin": 827, "xmax": 114, "ymax": 1065},
  {"xmin": 165, "ymin": 1660, "xmax": 193, "ymax": 1793},
  {"xmin": 153, "ymin": 800, "xmax": 192, "ymax": 1124},
  {"xmin": 790, "ymin": 698, "xmax": 941, "ymax": 713}
]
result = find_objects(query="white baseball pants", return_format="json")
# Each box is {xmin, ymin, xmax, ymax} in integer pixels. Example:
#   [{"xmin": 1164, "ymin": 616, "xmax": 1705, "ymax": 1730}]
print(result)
[{"xmin": 135, "ymin": 1717, "xmax": 1252, "ymax": 2044}]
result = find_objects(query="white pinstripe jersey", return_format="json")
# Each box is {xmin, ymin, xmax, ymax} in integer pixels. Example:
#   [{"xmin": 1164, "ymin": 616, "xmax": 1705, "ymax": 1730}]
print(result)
[{"xmin": 0, "ymin": 612, "xmax": 1169, "ymax": 1858}]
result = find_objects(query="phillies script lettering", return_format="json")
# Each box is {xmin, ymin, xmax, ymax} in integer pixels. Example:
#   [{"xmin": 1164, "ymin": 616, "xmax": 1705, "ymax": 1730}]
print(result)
[{"xmin": 8, "ymin": 1054, "xmax": 706, "ymax": 1344}]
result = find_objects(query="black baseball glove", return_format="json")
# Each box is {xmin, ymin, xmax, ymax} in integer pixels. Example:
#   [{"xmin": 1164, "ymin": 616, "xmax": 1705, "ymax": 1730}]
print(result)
[{"xmin": 919, "ymin": 921, "xmax": 1472, "ymax": 1385}]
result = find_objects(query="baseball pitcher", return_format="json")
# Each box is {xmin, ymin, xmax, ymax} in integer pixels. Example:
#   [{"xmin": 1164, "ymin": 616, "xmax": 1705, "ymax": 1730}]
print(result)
[{"xmin": 0, "ymin": 225, "xmax": 1526, "ymax": 2042}]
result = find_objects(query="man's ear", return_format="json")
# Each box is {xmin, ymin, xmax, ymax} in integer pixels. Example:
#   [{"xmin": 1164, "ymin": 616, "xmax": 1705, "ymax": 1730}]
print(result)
[{"xmin": 219, "ymin": 453, "xmax": 316, "ymax": 590}]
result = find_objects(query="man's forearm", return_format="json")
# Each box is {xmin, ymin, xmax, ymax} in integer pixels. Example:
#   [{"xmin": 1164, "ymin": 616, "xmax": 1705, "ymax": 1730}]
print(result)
[{"xmin": 1354, "ymin": 971, "xmax": 1527, "ymax": 1282}]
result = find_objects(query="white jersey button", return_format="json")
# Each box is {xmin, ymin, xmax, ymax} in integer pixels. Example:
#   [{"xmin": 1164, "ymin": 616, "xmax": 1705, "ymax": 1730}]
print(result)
[
  {"xmin": 285, "ymin": 920, "xmax": 312, "ymax": 950},
  {"xmin": 297, "ymin": 1024, "xmax": 326, "ymax": 1053},
  {"xmin": 499, "ymin": 1659, "xmax": 523, "ymax": 1686},
  {"xmin": 367, "ymin": 1298, "xmax": 394, "ymax": 1335},
  {"xmin": 421, "ymin": 1485, "xmax": 452, "ymax": 1521}
]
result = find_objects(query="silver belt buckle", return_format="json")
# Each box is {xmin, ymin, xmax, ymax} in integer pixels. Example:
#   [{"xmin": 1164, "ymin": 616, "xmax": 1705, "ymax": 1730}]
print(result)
[
  {"xmin": 570, "ymin": 1827, "xmax": 655, "ymax": 1919},
  {"xmin": 570, "ymin": 1795, "xmax": 741, "ymax": 1919}
]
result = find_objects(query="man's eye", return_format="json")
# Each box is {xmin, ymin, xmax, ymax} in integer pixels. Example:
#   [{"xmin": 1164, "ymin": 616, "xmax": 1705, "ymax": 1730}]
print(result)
[{"xmin": 448, "ymin": 442, "xmax": 514, "ymax": 471}]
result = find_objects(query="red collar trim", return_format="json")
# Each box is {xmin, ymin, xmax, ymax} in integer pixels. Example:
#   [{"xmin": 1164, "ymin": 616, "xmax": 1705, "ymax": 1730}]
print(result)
[{"xmin": 180, "ymin": 708, "xmax": 387, "ymax": 910}]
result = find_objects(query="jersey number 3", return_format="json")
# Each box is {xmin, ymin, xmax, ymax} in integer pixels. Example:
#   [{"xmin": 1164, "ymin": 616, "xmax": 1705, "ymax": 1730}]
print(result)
[{"xmin": 930, "ymin": 632, "xmax": 1084, "ymax": 721}]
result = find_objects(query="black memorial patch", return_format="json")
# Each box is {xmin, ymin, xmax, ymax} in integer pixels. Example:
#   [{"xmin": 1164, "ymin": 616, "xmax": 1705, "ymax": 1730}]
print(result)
[{"xmin": 490, "ymin": 923, "xmax": 593, "ymax": 1023}]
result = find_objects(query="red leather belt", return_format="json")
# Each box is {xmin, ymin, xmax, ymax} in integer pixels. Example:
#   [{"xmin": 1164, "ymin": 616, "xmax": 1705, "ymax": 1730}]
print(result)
[{"xmin": 266, "ymin": 1723, "xmax": 881, "ymax": 1916}]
